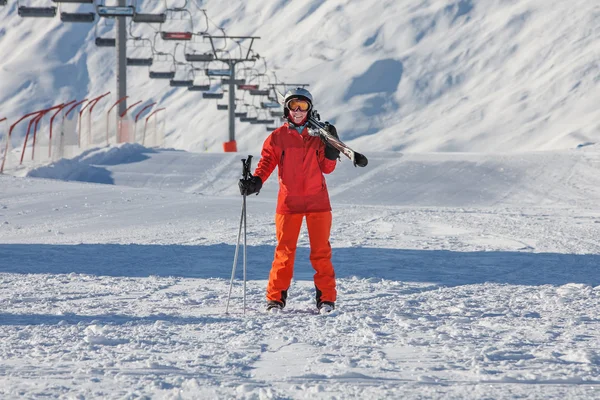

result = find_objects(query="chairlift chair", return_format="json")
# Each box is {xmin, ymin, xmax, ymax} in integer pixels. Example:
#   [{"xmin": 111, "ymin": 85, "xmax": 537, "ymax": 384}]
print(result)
[
  {"xmin": 185, "ymin": 52, "xmax": 213, "ymax": 62},
  {"xmin": 128, "ymin": 58, "xmax": 153, "ymax": 66},
  {"xmin": 133, "ymin": 12, "xmax": 166, "ymax": 23},
  {"xmin": 188, "ymin": 84, "xmax": 210, "ymax": 91},
  {"xmin": 18, "ymin": 3, "xmax": 57, "ymax": 17},
  {"xmin": 169, "ymin": 63, "xmax": 194, "ymax": 87},
  {"xmin": 254, "ymin": 110, "xmax": 275, "ymax": 125},
  {"xmin": 149, "ymin": 52, "xmax": 175, "ymax": 79},
  {"xmin": 249, "ymin": 89, "xmax": 269, "ymax": 96},
  {"xmin": 180, "ymin": 34, "xmax": 213, "ymax": 63},
  {"xmin": 170, "ymin": 79, "xmax": 193, "ymax": 87},
  {"xmin": 222, "ymin": 78, "xmax": 245, "ymax": 85},
  {"xmin": 240, "ymin": 106, "xmax": 258, "ymax": 122},
  {"xmin": 250, "ymin": 111, "xmax": 273, "ymax": 124},
  {"xmin": 95, "ymin": 17, "xmax": 115, "ymax": 46},
  {"xmin": 54, "ymin": 0, "xmax": 95, "ymax": 20},
  {"xmin": 238, "ymin": 84, "xmax": 259, "ymax": 91},
  {"xmin": 216, "ymin": 104, "xmax": 228, "ymax": 110},
  {"xmin": 206, "ymin": 68, "xmax": 231, "ymax": 77},
  {"xmin": 0, "ymin": 0, "xmax": 7, "ymax": 5},
  {"xmin": 150, "ymin": 71, "xmax": 175, "ymax": 79},
  {"xmin": 202, "ymin": 92, "xmax": 224, "ymax": 99},
  {"xmin": 269, "ymin": 110, "xmax": 282, "ymax": 117},
  {"xmin": 97, "ymin": 0, "xmax": 134, "ymax": 18},
  {"xmin": 260, "ymin": 101, "xmax": 280, "ymax": 109},
  {"xmin": 188, "ymin": 69, "xmax": 211, "ymax": 92},
  {"xmin": 130, "ymin": 0, "xmax": 166, "ymax": 23},
  {"xmin": 96, "ymin": 37, "xmax": 116, "ymax": 47},
  {"xmin": 126, "ymin": 37, "xmax": 154, "ymax": 66},
  {"xmin": 160, "ymin": 6, "xmax": 193, "ymax": 41},
  {"xmin": 266, "ymin": 126, "xmax": 277, "ymax": 131},
  {"xmin": 98, "ymin": 6, "xmax": 134, "ymax": 17},
  {"xmin": 60, "ymin": 11, "xmax": 95, "ymax": 22},
  {"xmin": 240, "ymin": 116, "xmax": 258, "ymax": 123}
]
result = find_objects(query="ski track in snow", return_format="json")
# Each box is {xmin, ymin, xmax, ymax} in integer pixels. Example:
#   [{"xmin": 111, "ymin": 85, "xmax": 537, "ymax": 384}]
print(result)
[{"xmin": 1, "ymin": 147, "xmax": 600, "ymax": 398}]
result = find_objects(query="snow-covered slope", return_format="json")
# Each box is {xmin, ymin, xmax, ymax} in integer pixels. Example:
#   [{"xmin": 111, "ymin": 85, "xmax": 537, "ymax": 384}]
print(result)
[
  {"xmin": 2, "ymin": 145, "xmax": 600, "ymax": 398},
  {"xmin": 1, "ymin": 0, "xmax": 599, "ymax": 154}
]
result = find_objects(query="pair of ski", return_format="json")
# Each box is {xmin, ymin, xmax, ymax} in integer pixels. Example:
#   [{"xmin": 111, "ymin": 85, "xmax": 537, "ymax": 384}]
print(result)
[{"xmin": 275, "ymin": 90, "xmax": 368, "ymax": 168}]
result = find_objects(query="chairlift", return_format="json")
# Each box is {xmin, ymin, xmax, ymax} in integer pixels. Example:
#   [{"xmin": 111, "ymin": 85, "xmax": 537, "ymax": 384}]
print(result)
[
  {"xmin": 53, "ymin": 0, "xmax": 93, "ymax": 3},
  {"xmin": 18, "ymin": 5, "xmax": 57, "ymax": 17},
  {"xmin": 202, "ymin": 92, "xmax": 224, "ymax": 99},
  {"xmin": 160, "ymin": 7, "xmax": 193, "ymax": 41},
  {"xmin": 249, "ymin": 89, "xmax": 269, "ymax": 96},
  {"xmin": 0, "ymin": 0, "xmax": 7, "ymax": 5},
  {"xmin": 238, "ymin": 84, "xmax": 259, "ymax": 91},
  {"xmin": 206, "ymin": 69, "xmax": 231, "ymax": 77},
  {"xmin": 266, "ymin": 126, "xmax": 277, "ymax": 131},
  {"xmin": 150, "ymin": 71, "xmax": 175, "ymax": 79},
  {"xmin": 216, "ymin": 104, "xmax": 228, "ymax": 110},
  {"xmin": 168, "ymin": 61, "xmax": 194, "ymax": 87},
  {"xmin": 97, "ymin": 4, "xmax": 134, "ymax": 18},
  {"xmin": 256, "ymin": 119, "xmax": 275, "ymax": 124},
  {"xmin": 130, "ymin": 0, "xmax": 166, "ymax": 23},
  {"xmin": 161, "ymin": 31, "xmax": 192, "ymax": 40},
  {"xmin": 126, "ymin": 37, "xmax": 154, "ymax": 66},
  {"xmin": 61, "ymin": 11, "xmax": 95, "ymax": 22},
  {"xmin": 97, "ymin": 5, "xmax": 134, "ymax": 17},
  {"xmin": 185, "ymin": 52, "xmax": 213, "ymax": 62},
  {"xmin": 188, "ymin": 84, "xmax": 210, "ymax": 92},
  {"xmin": 149, "ymin": 51, "xmax": 175, "ymax": 78},
  {"xmin": 127, "ymin": 58, "xmax": 153, "ymax": 66},
  {"xmin": 96, "ymin": 38, "xmax": 116, "ymax": 47},
  {"xmin": 269, "ymin": 110, "xmax": 282, "ymax": 117},
  {"xmin": 187, "ymin": 68, "xmax": 212, "ymax": 92},
  {"xmin": 235, "ymin": 112, "xmax": 247, "ymax": 118},
  {"xmin": 222, "ymin": 78, "xmax": 245, "ymax": 85},
  {"xmin": 170, "ymin": 79, "xmax": 193, "ymax": 87},
  {"xmin": 56, "ymin": 0, "xmax": 94, "ymax": 23},
  {"xmin": 240, "ymin": 116, "xmax": 258, "ymax": 123},
  {"xmin": 260, "ymin": 101, "xmax": 280, "ymax": 109},
  {"xmin": 133, "ymin": 12, "xmax": 166, "ymax": 23}
]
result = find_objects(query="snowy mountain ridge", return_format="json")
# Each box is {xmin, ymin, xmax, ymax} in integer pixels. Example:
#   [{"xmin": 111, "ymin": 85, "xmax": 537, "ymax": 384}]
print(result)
[{"xmin": 1, "ymin": 0, "xmax": 599, "ymax": 154}]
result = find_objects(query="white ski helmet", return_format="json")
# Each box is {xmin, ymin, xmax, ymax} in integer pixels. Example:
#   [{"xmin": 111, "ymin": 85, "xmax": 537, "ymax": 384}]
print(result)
[{"xmin": 283, "ymin": 87, "xmax": 313, "ymax": 118}]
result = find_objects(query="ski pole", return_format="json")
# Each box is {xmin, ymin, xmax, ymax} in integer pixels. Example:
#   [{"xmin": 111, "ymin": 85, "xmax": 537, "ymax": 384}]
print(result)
[
  {"xmin": 225, "ymin": 198, "xmax": 245, "ymax": 314},
  {"xmin": 225, "ymin": 155, "xmax": 253, "ymax": 315}
]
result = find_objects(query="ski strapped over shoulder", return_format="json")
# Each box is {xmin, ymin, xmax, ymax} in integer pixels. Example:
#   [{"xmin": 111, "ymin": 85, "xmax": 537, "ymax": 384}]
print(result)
[{"xmin": 275, "ymin": 90, "xmax": 368, "ymax": 167}]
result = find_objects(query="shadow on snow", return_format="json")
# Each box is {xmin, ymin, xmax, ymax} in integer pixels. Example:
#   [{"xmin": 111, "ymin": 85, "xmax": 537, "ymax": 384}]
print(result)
[{"xmin": 1, "ymin": 243, "xmax": 599, "ymax": 287}]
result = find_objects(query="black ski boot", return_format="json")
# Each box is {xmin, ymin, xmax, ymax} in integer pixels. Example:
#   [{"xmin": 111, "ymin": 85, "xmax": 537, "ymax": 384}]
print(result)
[
  {"xmin": 317, "ymin": 301, "xmax": 335, "ymax": 314},
  {"xmin": 266, "ymin": 300, "xmax": 284, "ymax": 313}
]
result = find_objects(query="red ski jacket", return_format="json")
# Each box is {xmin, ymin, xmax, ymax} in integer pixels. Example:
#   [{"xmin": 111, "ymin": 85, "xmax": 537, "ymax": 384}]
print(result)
[{"xmin": 254, "ymin": 123, "xmax": 337, "ymax": 214}]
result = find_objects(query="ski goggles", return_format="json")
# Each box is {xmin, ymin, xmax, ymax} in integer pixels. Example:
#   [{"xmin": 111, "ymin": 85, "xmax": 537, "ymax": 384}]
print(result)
[{"xmin": 286, "ymin": 98, "xmax": 311, "ymax": 112}]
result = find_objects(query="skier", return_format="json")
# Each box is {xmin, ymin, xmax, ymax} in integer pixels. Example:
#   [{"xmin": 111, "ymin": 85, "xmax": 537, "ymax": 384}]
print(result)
[{"xmin": 238, "ymin": 88, "xmax": 340, "ymax": 314}]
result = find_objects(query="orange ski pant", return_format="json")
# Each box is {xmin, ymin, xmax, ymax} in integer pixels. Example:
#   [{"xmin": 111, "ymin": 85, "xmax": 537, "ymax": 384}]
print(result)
[{"xmin": 266, "ymin": 211, "xmax": 337, "ymax": 306}]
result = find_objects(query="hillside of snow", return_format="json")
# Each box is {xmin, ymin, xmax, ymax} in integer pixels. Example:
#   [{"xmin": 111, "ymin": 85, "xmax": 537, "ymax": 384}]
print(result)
[
  {"xmin": 1, "ymin": 144, "xmax": 600, "ymax": 398},
  {"xmin": 1, "ymin": 0, "xmax": 599, "ymax": 154}
]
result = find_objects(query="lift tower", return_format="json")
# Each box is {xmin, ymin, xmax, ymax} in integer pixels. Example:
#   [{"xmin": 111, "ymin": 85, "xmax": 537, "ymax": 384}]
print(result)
[{"xmin": 204, "ymin": 35, "xmax": 260, "ymax": 151}]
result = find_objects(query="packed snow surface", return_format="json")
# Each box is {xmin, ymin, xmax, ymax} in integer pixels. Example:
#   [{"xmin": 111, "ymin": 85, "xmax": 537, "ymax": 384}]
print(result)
[{"xmin": 1, "ymin": 144, "xmax": 600, "ymax": 398}]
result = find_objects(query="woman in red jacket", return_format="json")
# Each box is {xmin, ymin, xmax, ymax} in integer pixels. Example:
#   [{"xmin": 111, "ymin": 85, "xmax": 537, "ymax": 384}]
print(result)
[{"xmin": 239, "ymin": 88, "xmax": 340, "ymax": 314}]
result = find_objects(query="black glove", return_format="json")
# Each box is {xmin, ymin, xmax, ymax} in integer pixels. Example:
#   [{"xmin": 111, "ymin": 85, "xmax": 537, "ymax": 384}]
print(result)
[
  {"xmin": 323, "ymin": 123, "xmax": 340, "ymax": 161},
  {"xmin": 239, "ymin": 175, "xmax": 262, "ymax": 196}
]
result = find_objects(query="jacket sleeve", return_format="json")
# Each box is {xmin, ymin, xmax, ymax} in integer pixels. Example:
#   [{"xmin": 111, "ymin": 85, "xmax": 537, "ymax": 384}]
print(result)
[
  {"xmin": 254, "ymin": 133, "xmax": 279, "ymax": 183},
  {"xmin": 318, "ymin": 140, "xmax": 337, "ymax": 174}
]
